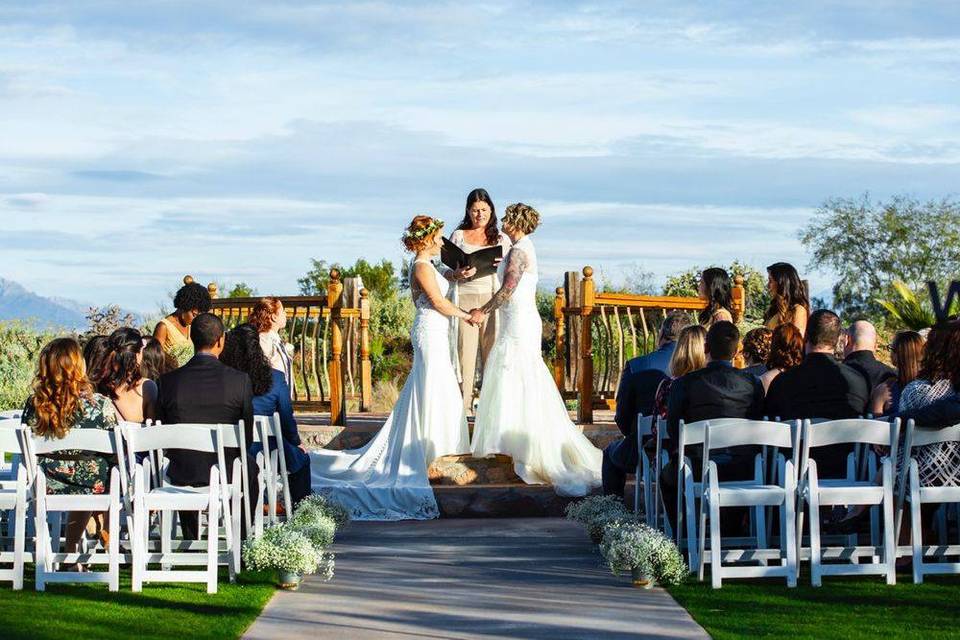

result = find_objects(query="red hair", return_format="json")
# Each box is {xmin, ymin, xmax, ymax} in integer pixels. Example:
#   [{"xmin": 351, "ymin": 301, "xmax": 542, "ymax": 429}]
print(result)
[
  {"xmin": 31, "ymin": 337, "xmax": 93, "ymax": 439},
  {"xmin": 766, "ymin": 323, "xmax": 804, "ymax": 371},
  {"xmin": 249, "ymin": 297, "xmax": 282, "ymax": 333}
]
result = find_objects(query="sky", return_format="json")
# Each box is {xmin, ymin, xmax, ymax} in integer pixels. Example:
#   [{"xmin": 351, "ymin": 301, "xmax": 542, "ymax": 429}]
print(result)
[{"xmin": 1, "ymin": 1, "xmax": 958, "ymax": 312}]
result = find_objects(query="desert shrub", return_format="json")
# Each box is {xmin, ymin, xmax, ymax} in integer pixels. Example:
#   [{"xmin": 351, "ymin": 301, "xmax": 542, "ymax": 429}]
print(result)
[{"xmin": 0, "ymin": 322, "xmax": 58, "ymax": 410}]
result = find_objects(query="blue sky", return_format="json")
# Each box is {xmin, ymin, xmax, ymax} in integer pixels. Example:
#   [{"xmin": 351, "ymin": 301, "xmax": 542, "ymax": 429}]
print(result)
[{"xmin": 1, "ymin": 1, "xmax": 958, "ymax": 311}]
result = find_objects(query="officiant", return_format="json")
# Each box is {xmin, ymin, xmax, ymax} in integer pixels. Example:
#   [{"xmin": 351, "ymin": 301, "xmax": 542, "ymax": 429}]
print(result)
[{"xmin": 443, "ymin": 188, "xmax": 512, "ymax": 414}]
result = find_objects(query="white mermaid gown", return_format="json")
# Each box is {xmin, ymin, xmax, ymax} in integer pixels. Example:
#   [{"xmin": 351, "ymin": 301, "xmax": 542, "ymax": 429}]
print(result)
[
  {"xmin": 471, "ymin": 235, "xmax": 602, "ymax": 496},
  {"xmin": 310, "ymin": 260, "xmax": 470, "ymax": 520}
]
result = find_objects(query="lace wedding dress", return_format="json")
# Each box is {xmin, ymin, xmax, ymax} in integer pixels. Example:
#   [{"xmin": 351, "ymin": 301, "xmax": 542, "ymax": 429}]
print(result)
[
  {"xmin": 310, "ymin": 260, "xmax": 470, "ymax": 520},
  {"xmin": 471, "ymin": 235, "xmax": 602, "ymax": 496}
]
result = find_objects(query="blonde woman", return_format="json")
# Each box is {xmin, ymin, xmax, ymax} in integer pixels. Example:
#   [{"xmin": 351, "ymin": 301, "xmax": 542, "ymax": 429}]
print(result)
[
  {"xmin": 470, "ymin": 203, "xmax": 602, "ymax": 497},
  {"xmin": 311, "ymin": 216, "xmax": 472, "ymax": 520},
  {"xmin": 652, "ymin": 325, "xmax": 708, "ymax": 418},
  {"xmin": 445, "ymin": 188, "xmax": 511, "ymax": 413}
]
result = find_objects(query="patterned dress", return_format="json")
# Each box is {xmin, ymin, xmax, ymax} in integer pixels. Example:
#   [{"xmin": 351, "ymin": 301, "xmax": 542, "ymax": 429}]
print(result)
[
  {"xmin": 21, "ymin": 394, "xmax": 119, "ymax": 495},
  {"xmin": 899, "ymin": 379, "xmax": 960, "ymax": 487}
]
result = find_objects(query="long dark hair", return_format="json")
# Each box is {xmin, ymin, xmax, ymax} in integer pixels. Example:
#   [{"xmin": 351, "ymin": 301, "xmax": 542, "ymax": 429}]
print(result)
[
  {"xmin": 456, "ymin": 188, "xmax": 499, "ymax": 246},
  {"xmin": 141, "ymin": 336, "xmax": 176, "ymax": 380},
  {"xmin": 220, "ymin": 323, "xmax": 273, "ymax": 396},
  {"xmin": 891, "ymin": 330, "xmax": 924, "ymax": 387},
  {"xmin": 99, "ymin": 327, "xmax": 144, "ymax": 399},
  {"xmin": 698, "ymin": 267, "xmax": 733, "ymax": 325},
  {"xmin": 82, "ymin": 335, "xmax": 111, "ymax": 386},
  {"xmin": 765, "ymin": 262, "xmax": 810, "ymax": 326}
]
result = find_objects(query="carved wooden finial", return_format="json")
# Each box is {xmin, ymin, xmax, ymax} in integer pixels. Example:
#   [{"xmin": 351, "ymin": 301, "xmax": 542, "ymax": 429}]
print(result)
[
  {"xmin": 556, "ymin": 287, "xmax": 564, "ymax": 295},
  {"xmin": 183, "ymin": 275, "xmax": 194, "ymax": 285},
  {"xmin": 583, "ymin": 266, "xmax": 594, "ymax": 279},
  {"xmin": 207, "ymin": 282, "xmax": 218, "ymax": 299},
  {"xmin": 360, "ymin": 288, "xmax": 369, "ymax": 299},
  {"xmin": 734, "ymin": 275, "xmax": 744, "ymax": 286},
  {"xmin": 330, "ymin": 269, "xmax": 341, "ymax": 282}
]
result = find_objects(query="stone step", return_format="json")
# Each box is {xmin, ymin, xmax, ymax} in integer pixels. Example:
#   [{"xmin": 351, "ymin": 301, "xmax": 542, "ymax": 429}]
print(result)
[{"xmin": 434, "ymin": 481, "xmax": 636, "ymax": 518}]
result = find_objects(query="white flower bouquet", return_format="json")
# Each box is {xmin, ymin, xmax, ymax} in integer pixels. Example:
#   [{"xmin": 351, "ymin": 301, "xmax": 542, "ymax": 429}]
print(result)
[
  {"xmin": 564, "ymin": 494, "xmax": 629, "ymax": 543},
  {"xmin": 599, "ymin": 520, "xmax": 687, "ymax": 587},
  {"xmin": 293, "ymin": 494, "xmax": 351, "ymax": 529},
  {"xmin": 242, "ymin": 523, "xmax": 324, "ymax": 576}
]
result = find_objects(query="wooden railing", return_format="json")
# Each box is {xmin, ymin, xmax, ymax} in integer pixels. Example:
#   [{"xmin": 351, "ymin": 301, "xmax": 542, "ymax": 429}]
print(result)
[
  {"xmin": 189, "ymin": 271, "xmax": 372, "ymax": 426},
  {"xmin": 553, "ymin": 267, "xmax": 745, "ymax": 424}
]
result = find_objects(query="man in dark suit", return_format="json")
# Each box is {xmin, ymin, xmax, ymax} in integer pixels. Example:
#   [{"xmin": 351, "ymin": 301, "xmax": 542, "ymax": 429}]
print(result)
[
  {"xmin": 659, "ymin": 321, "xmax": 764, "ymax": 531},
  {"xmin": 765, "ymin": 310, "xmax": 870, "ymax": 477},
  {"xmin": 156, "ymin": 313, "xmax": 255, "ymax": 539},
  {"xmin": 843, "ymin": 320, "xmax": 896, "ymax": 392},
  {"xmin": 602, "ymin": 312, "xmax": 690, "ymax": 500}
]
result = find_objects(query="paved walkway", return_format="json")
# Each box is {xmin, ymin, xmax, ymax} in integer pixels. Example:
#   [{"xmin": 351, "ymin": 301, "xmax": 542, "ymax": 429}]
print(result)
[{"xmin": 243, "ymin": 519, "xmax": 708, "ymax": 640}]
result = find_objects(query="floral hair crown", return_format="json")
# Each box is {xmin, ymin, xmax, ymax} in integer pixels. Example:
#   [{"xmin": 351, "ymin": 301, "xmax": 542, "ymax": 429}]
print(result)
[{"xmin": 404, "ymin": 217, "xmax": 444, "ymax": 240}]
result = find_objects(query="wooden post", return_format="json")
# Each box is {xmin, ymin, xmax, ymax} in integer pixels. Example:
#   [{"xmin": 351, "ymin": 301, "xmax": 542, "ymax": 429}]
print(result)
[
  {"xmin": 358, "ymin": 288, "xmax": 373, "ymax": 413},
  {"xmin": 578, "ymin": 266, "xmax": 595, "ymax": 425},
  {"xmin": 731, "ymin": 275, "xmax": 745, "ymax": 324},
  {"xmin": 327, "ymin": 269, "xmax": 347, "ymax": 426},
  {"xmin": 553, "ymin": 287, "xmax": 566, "ymax": 391}
]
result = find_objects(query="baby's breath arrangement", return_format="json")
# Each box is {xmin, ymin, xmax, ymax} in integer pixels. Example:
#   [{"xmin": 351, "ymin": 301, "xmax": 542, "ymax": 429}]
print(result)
[
  {"xmin": 289, "ymin": 511, "xmax": 337, "ymax": 549},
  {"xmin": 243, "ymin": 523, "xmax": 323, "ymax": 575},
  {"xmin": 565, "ymin": 495, "xmax": 629, "ymax": 542},
  {"xmin": 599, "ymin": 521, "xmax": 687, "ymax": 586},
  {"xmin": 294, "ymin": 494, "xmax": 351, "ymax": 529}
]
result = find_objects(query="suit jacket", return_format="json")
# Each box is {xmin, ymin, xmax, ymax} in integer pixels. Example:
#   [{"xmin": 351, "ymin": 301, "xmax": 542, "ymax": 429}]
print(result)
[
  {"xmin": 614, "ymin": 342, "xmax": 674, "ymax": 438},
  {"xmin": 156, "ymin": 354, "xmax": 254, "ymax": 486},
  {"xmin": 252, "ymin": 370, "xmax": 310, "ymax": 475},
  {"xmin": 764, "ymin": 352, "xmax": 870, "ymax": 477},
  {"xmin": 665, "ymin": 361, "xmax": 765, "ymax": 449},
  {"xmin": 844, "ymin": 350, "xmax": 896, "ymax": 393}
]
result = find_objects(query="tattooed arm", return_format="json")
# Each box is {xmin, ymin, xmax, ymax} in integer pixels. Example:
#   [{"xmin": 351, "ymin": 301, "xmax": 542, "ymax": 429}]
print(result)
[{"xmin": 479, "ymin": 248, "xmax": 529, "ymax": 314}]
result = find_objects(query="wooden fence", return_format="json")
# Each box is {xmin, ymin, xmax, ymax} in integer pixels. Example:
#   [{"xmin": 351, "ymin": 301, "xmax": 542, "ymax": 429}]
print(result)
[
  {"xmin": 188, "ymin": 271, "xmax": 372, "ymax": 426},
  {"xmin": 553, "ymin": 267, "xmax": 745, "ymax": 424}
]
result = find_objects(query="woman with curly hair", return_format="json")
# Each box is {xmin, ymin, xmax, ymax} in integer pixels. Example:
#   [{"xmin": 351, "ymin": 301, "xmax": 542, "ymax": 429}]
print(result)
[
  {"xmin": 98, "ymin": 327, "xmax": 157, "ymax": 424},
  {"xmin": 697, "ymin": 267, "xmax": 734, "ymax": 327},
  {"xmin": 220, "ymin": 323, "xmax": 312, "ymax": 507},
  {"xmin": 153, "ymin": 281, "xmax": 212, "ymax": 356},
  {"xmin": 469, "ymin": 203, "xmax": 602, "ymax": 496},
  {"xmin": 764, "ymin": 262, "xmax": 810, "ymax": 336},
  {"xmin": 249, "ymin": 297, "xmax": 294, "ymax": 394},
  {"xmin": 21, "ymin": 337, "xmax": 119, "ymax": 554},
  {"xmin": 310, "ymin": 215, "xmax": 472, "ymax": 520},
  {"xmin": 446, "ymin": 188, "xmax": 511, "ymax": 413},
  {"xmin": 741, "ymin": 327, "xmax": 773, "ymax": 378},
  {"xmin": 760, "ymin": 323, "xmax": 805, "ymax": 393}
]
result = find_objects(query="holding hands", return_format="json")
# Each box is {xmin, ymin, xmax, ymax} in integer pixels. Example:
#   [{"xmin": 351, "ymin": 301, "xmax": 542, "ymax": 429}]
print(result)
[{"xmin": 467, "ymin": 308, "xmax": 487, "ymax": 327}]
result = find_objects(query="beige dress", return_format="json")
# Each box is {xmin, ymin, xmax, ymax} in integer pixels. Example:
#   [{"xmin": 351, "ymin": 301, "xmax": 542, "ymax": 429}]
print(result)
[
  {"xmin": 448, "ymin": 229, "xmax": 511, "ymax": 412},
  {"xmin": 157, "ymin": 317, "xmax": 191, "ymax": 352}
]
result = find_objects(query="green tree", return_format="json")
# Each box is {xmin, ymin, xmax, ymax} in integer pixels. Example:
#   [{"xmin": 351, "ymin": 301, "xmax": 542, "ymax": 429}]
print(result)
[
  {"xmin": 226, "ymin": 282, "xmax": 257, "ymax": 298},
  {"xmin": 298, "ymin": 258, "xmax": 399, "ymax": 299},
  {"xmin": 662, "ymin": 262, "xmax": 770, "ymax": 323},
  {"xmin": 799, "ymin": 194, "xmax": 960, "ymax": 318}
]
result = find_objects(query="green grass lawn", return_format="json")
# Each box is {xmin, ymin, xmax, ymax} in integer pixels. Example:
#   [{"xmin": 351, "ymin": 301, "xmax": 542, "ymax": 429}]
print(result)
[
  {"xmin": 0, "ymin": 568, "xmax": 275, "ymax": 640},
  {"xmin": 670, "ymin": 574, "xmax": 960, "ymax": 639}
]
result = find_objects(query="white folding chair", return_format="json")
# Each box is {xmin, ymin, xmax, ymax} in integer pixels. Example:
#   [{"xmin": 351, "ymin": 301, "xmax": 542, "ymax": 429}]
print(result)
[
  {"xmin": 634, "ymin": 415, "xmax": 654, "ymax": 518},
  {"xmin": 0, "ymin": 421, "xmax": 29, "ymax": 589},
  {"xmin": 256, "ymin": 413, "xmax": 292, "ymax": 525},
  {"xmin": 25, "ymin": 429, "xmax": 122, "ymax": 592},
  {"xmin": 216, "ymin": 421, "xmax": 248, "ymax": 573},
  {"xmin": 0, "ymin": 411, "xmax": 22, "ymax": 420},
  {"xmin": 249, "ymin": 423, "xmax": 267, "ymax": 537},
  {"xmin": 797, "ymin": 418, "xmax": 900, "ymax": 586},
  {"xmin": 125, "ymin": 424, "xmax": 234, "ymax": 594},
  {"xmin": 697, "ymin": 419, "xmax": 799, "ymax": 588},
  {"xmin": 654, "ymin": 422, "xmax": 672, "ymax": 538},
  {"xmin": 898, "ymin": 420, "xmax": 960, "ymax": 583}
]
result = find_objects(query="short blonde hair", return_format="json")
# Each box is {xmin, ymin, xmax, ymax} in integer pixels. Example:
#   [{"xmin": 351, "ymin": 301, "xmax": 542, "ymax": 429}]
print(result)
[
  {"xmin": 669, "ymin": 325, "xmax": 707, "ymax": 378},
  {"xmin": 503, "ymin": 202, "xmax": 541, "ymax": 234}
]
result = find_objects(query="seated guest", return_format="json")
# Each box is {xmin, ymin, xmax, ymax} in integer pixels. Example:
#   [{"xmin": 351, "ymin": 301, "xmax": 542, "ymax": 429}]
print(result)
[
  {"xmin": 220, "ymin": 323, "xmax": 312, "ymax": 507},
  {"xmin": 765, "ymin": 310, "xmax": 870, "ymax": 477},
  {"xmin": 82, "ymin": 335, "xmax": 111, "ymax": 386},
  {"xmin": 698, "ymin": 268, "xmax": 734, "ymax": 327},
  {"xmin": 759, "ymin": 323, "xmax": 804, "ymax": 393},
  {"xmin": 870, "ymin": 330, "xmax": 924, "ymax": 416},
  {"xmin": 99, "ymin": 327, "xmax": 157, "ymax": 424},
  {"xmin": 21, "ymin": 338, "xmax": 119, "ymax": 555},
  {"xmin": 660, "ymin": 321, "xmax": 764, "ymax": 531},
  {"xmin": 602, "ymin": 312, "xmax": 690, "ymax": 500},
  {"xmin": 764, "ymin": 262, "xmax": 810, "ymax": 336},
  {"xmin": 652, "ymin": 325, "xmax": 708, "ymax": 419},
  {"xmin": 156, "ymin": 313, "xmax": 255, "ymax": 539},
  {"xmin": 741, "ymin": 327, "xmax": 772, "ymax": 378},
  {"xmin": 153, "ymin": 281, "xmax": 212, "ymax": 357},
  {"xmin": 844, "ymin": 320, "xmax": 896, "ymax": 392},
  {"xmin": 249, "ymin": 297, "xmax": 294, "ymax": 393},
  {"xmin": 141, "ymin": 336, "xmax": 178, "ymax": 381}
]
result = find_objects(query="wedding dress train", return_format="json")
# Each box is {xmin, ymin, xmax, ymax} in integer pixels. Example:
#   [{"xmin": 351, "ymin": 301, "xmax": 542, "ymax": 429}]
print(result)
[
  {"xmin": 471, "ymin": 235, "xmax": 602, "ymax": 496},
  {"xmin": 310, "ymin": 260, "xmax": 469, "ymax": 520}
]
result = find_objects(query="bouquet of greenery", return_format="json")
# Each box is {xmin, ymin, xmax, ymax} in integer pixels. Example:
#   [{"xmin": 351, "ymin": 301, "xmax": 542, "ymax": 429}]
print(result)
[
  {"xmin": 243, "ymin": 523, "xmax": 323, "ymax": 576},
  {"xmin": 564, "ymin": 495, "xmax": 629, "ymax": 543},
  {"xmin": 599, "ymin": 520, "xmax": 687, "ymax": 586}
]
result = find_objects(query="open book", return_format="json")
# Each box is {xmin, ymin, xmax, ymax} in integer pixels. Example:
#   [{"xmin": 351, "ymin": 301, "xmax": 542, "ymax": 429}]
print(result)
[{"xmin": 441, "ymin": 238, "xmax": 504, "ymax": 281}]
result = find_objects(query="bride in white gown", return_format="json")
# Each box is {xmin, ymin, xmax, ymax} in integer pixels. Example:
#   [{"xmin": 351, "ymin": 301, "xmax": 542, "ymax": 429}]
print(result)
[
  {"xmin": 469, "ymin": 203, "xmax": 602, "ymax": 496},
  {"xmin": 310, "ymin": 215, "xmax": 473, "ymax": 520}
]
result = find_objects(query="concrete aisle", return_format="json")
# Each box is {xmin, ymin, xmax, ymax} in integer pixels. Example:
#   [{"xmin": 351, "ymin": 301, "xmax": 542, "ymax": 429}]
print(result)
[{"xmin": 243, "ymin": 518, "xmax": 708, "ymax": 640}]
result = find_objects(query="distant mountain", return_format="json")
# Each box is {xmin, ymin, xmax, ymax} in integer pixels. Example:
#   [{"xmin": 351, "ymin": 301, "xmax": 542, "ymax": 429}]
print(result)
[{"xmin": 0, "ymin": 278, "xmax": 141, "ymax": 332}]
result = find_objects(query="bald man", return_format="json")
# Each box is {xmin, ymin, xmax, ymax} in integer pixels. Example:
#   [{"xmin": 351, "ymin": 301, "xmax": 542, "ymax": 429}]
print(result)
[{"xmin": 843, "ymin": 320, "xmax": 896, "ymax": 393}]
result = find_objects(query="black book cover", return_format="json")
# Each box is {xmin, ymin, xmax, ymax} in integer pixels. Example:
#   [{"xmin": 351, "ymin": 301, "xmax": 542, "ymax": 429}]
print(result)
[{"xmin": 441, "ymin": 238, "xmax": 504, "ymax": 280}]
